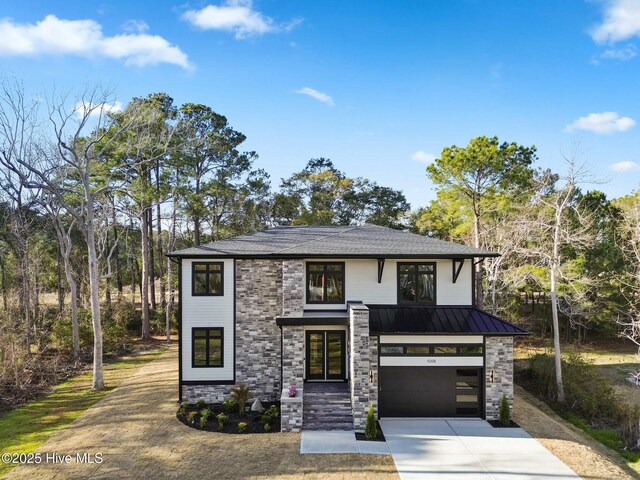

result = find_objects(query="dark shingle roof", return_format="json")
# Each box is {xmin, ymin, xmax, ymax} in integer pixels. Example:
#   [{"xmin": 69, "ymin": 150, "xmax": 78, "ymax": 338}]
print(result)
[
  {"xmin": 168, "ymin": 224, "xmax": 498, "ymax": 258},
  {"xmin": 368, "ymin": 305, "xmax": 528, "ymax": 335}
]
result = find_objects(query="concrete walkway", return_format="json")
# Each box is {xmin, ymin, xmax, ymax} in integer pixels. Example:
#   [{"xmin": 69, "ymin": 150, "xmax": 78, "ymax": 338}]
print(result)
[
  {"xmin": 301, "ymin": 431, "xmax": 391, "ymax": 455},
  {"xmin": 380, "ymin": 418, "xmax": 580, "ymax": 480}
]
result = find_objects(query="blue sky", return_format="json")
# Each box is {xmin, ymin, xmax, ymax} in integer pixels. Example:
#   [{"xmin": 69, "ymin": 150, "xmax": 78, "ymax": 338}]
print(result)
[{"xmin": 1, "ymin": 0, "xmax": 639, "ymax": 207}]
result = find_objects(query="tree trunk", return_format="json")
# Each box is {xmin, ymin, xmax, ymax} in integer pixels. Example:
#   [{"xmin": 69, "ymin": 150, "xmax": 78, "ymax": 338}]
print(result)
[
  {"xmin": 140, "ymin": 208, "xmax": 151, "ymax": 340},
  {"xmin": 148, "ymin": 207, "xmax": 156, "ymax": 312},
  {"xmin": 473, "ymin": 211, "xmax": 483, "ymax": 309},
  {"xmin": 166, "ymin": 256, "xmax": 171, "ymax": 343},
  {"xmin": 194, "ymin": 215, "xmax": 201, "ymax": 246},
  {"xmin": 113, "ymin": 208, "xmax": 123, "ymax": 298},
  {"xmin": 0, "ymin": 256, "xmax": 6, "ymax": 311},
  {"xmin": 57, "ymin": 248, "xmax": 64, "ymax": 313},
  {"xmin": 156, "ymin": 161, "xmax": 166, "ymax": 309},
  {"xmin": 550, "ymin": 209, "xmax": 565, "ymax": 402},
  {"xmin": 104, "ymin": 222, "xmax": 111, "ymax": 305},
  {"xmin": 85, "ymin": 214, "xmax": 104, "ymax": 391}
]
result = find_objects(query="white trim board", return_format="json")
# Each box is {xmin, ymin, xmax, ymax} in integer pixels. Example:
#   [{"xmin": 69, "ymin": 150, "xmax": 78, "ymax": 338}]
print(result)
[
  {"xmin": 379, "ymin": 335, "xmax": 483, "ymax": 344},
  {"xmin": 380, "ymin": 356, "xmax": 484, "ymax": 367}
]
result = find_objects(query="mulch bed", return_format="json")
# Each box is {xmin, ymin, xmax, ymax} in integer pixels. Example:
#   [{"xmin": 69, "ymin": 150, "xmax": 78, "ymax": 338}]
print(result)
[
  {"xmin": 177, "ymin": 401, "xmax": 281, "ymax": 434},
  {"xmin": 355, "ymin": 421, "xmax": 386, "ymax": 441},
  {"xmin": 488, "ymin": 419, "xmax": 520, "ymax": 428}
]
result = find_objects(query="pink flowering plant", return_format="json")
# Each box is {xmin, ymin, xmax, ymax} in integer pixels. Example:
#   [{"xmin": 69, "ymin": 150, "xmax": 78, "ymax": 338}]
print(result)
[{"xmin": 288, "ymin": 384, "xmax": 297, "ymax": 397}]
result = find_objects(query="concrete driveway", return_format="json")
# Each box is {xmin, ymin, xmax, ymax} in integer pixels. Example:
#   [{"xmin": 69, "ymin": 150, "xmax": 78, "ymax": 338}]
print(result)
[{"xmin": 380, "ymin": 418, "xmax": 580, "ymax": 480}]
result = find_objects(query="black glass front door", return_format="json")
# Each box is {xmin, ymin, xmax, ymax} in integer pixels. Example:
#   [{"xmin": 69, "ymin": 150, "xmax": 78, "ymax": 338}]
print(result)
[{"xmin": 305, "ymin": 330, "xmax": 346, "ymax": 381}]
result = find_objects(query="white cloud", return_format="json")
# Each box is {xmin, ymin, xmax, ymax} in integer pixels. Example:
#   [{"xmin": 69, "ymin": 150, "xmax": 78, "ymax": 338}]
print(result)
[
  {"xmin": 411, "ymin": 150, "xmax": 436, "ymax": 163},
  {"xmin": 294, "ymin": 87, "xmax": 334, "ymax": 106},
  {"xmin": 565, "ymin": 111, "xmax": 635, "ymax": 134},
  {"xmin": 601, "ymin": 44, "xmax": 637, "ymax": 60},
  {"xmin": 183, "ymin": 0, "xmax": 301, "ymax": 39},
  {"xmin": 122, "ymin": 20, "xmax": 149, "ymax": 34},
  {"xmin": 610, "ymin": 161, "xmax": 640, "ymax": 172},
  {"xmin": 0, "ymin": 14, "xmax": 191, "ymax": 69},
  {"xmin": 74, "ymin": 100, "xmax": 122, "ymax": 119},
  {"xmin": 591, "ymin": 0, "xmax": 640, "ymax": 43}
]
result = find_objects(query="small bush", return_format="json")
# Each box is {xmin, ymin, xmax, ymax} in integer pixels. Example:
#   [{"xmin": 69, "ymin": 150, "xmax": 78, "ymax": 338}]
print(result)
[
  {"xmin": 263, "ymin": 423, "xmax": 271, "ymax": 432},
  {"xmin": 178, "ymin": 402, "xmax": 187, "ymax": 416},
  {"xmin": 199, "ymin": 416, "xmax": 208, "ymax": 429},
  {"xmin": 260, "ymin": 404, "xmax": 280, "ymax": 425},
  {"xmin": 195, "ymin": 399, "xmax": 207, "ymax": 410},
  {"xmin": 200, "ymin": 408, "xmax": 211, "ymax": 420},
  {"xmin": 526, "ymin": 353, "xmax": 617, "ymax": 422},
  {"xmin": 365, "ymin": 404, "xmax": 378, "ymax": 440},
  {"xmin": 230, "ymin": 384, "xmax": 250, "ymax": 416},
  {"xmin": 223, "ymin": 398, "xmax": 237, "ymax": 414},
  {"xmin": 238, "ymin": 421, "xmax": 248, "ymax": 433},
  {"xmin": 187, "ymin": 411, "xmax": 197, "ymax": 425},
  {"xmin": 217, "ymin": 413, "xmax": 228, "ymax": 431},
  {"xmin": 499, "ymin": 395, "xmax": 511, "ymax": 426}
]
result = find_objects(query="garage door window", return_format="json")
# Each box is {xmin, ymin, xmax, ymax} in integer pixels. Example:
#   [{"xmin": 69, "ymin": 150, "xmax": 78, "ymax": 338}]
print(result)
[
  {"xmin": 455, "ymin": 368, "xmax": 481, "ymax": 416},
  {"xmin": 380, "ymin": 344, "xmax": 484, "ymax": 356}
]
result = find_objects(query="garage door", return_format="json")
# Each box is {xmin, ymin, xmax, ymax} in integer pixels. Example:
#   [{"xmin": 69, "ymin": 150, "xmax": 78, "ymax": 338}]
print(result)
[{"xmin": 379, "ymin": 367, "xmax": 483, "ymax": 417}]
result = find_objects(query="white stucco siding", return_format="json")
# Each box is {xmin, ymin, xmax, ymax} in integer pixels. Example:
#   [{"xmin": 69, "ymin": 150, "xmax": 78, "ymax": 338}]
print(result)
[
  {"xmin": 181, "ymin": 258, "xmax": 235, "ymax": 382},
  {"xmin": 304, "ymin": 258, "xmax": 473, "ymax": 309}
]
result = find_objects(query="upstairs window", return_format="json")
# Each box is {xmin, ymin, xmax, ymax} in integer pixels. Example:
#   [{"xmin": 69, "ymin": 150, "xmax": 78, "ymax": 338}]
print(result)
[
  {"xmin": 192, "ymin": 262, "xmax": 224, "ymax": 296},
  {"xmin": 306, "ymin": 262, "xmax": 345, "ymax": 304},
  {"xmin": 398, "ymin": 262, "xmax": 436, "ymax": 304},
  {"xmin": 192, "ymin": 328, "xmax": 223, "ymax": 367}
]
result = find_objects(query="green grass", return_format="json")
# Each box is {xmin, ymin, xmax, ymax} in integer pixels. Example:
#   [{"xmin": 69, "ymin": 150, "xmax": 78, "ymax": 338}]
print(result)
[{"xmin": 0, "ymin": 348, "xmax": 167, "ymax": 477}]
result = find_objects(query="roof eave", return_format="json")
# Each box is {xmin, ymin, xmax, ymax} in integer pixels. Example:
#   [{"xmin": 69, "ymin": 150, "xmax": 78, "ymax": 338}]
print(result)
[{"xmin": 166, "ymin": 252, "xmax": 500, "ymax": 259}]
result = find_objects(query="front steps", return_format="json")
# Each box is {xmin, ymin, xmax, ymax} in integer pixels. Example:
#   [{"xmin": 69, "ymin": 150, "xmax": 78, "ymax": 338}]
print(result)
[{"xmin": 303, "ymin": 382, "xmax": 354, "ymax": 431}]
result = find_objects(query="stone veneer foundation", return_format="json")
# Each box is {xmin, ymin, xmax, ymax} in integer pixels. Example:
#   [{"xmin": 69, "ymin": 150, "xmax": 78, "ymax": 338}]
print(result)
[{"xmin": 485, "ymin": 336, "xmax": 514, "ymax": 420}]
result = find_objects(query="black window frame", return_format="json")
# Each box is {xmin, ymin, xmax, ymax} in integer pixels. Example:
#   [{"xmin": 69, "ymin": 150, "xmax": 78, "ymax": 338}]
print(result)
[
  {"xmin": 305, "ymin": 262, "xmax": 345, "ymax": 304},
  {"xmin": 397, "ymin": 262, "xmax": 437, "ymax": 305},
  {"xmin": 191, "ymin": 327, "xmax": 224, "ymax": 368},
  {"xmin": 191, "ymin": 262, "xmax": 224, "ymax": 296}
]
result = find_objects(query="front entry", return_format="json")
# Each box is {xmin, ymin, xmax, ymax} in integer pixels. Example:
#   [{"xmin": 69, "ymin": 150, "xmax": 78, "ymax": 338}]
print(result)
[{"xmin": 305, "ymin": 330, "xmax": 346, "ymax": 381}]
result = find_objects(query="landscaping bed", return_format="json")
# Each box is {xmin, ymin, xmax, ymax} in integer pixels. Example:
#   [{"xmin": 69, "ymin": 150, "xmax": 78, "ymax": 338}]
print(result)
[
  {"xmin": 177, "ymin": 399, "xmax": 281, "ymax": 433},
  {"xmin": 355, "ymin": 421, "xmax": 386, "ymax": 441},
  {"xmin": 488, "ymin": 420, "xmax": 520, "ymax": 428}
]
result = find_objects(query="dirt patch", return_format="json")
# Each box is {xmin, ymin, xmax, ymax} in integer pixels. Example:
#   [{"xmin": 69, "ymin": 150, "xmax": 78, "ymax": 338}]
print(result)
[
  {"xmin": 514, "ymin": 385, "xmax": 638, "ymax": 480},
  {"xmin": 4, "ymin": 347, "xmax": 398, "ymax": 480}
]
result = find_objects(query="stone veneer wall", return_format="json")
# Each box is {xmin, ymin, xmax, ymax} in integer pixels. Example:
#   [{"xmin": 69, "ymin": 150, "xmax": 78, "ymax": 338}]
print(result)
[
  {"xmin": 182, "ymin": 384, "xmax": 231, "ymax": 404},
  {"xmin": 349, "ymin": 304, "xmax": 371, "ymax": 431},
  {"xmin": 234, "ymin": 259, "xmax": 283, "ymax": 401},
  {"xmin": 368, "ymin": 336, "xmax": 378, "ymax": 417},
  {"xmin": 282, "ymin": 259, "xmax": 304, "ymax": 316},
  {"xmin": 485, "ymin": 336, "xmax": 514, "ymax": 420},
  {"xmin": 280, "ymin": 388, "xmax": 303, "ymax": 432},
  {"xmin": 282, "ymin": 325, "xmax": 304, "ymax": 389}
]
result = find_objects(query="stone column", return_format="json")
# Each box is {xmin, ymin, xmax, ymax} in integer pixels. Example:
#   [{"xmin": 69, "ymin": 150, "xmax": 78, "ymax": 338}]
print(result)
[
  {"xmin": 485, "ymin": 336, "xmax": 514, "ymax": 420},
  {"xmin": 280, "ymin": 325, "xmax": 304, "ymax": 432},
  {"xmin": 369, "ymin": 336, "xmax": 379, "ymax": 417},
  {"xmin": 349, "ymin": 303, "xmax": 370, "ymax": 431},
  {"xmin": 282, "ymin": 259, "xmax": 304, "ymax": 316}
]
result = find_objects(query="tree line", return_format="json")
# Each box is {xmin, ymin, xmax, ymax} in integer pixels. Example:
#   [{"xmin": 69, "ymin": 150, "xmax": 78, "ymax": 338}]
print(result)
[{"xmin": 0, "ymin": 80, "xmax": 639, "ymax": 406}]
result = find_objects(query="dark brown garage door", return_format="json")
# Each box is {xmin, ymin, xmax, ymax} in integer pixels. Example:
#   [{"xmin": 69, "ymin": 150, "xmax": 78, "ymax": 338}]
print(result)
[{"xmin": 379, "ymin": 367, "xmax": 483, "ymax": 417}]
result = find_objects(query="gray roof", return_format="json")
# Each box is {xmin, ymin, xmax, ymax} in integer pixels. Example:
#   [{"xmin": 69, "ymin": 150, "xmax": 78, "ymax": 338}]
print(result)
[{"xmin": 168, "ymin": 224, "xmax": 498, "ymax": 258}]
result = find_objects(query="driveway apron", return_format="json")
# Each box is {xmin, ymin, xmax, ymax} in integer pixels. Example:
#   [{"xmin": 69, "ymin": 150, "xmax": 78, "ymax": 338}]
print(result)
[{"xmin": 380, "ymin": 418, "xmax": 580, "ymax": 480}]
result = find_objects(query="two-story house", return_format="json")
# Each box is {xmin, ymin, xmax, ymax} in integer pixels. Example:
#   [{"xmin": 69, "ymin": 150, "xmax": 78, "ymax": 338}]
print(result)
[{"xmin": 168, "ymin": 224, "xmax": 527, "ymax": 432}]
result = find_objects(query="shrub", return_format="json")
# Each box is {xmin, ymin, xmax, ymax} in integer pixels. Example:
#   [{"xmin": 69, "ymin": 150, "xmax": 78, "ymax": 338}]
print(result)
[
  {"xmin": 263, "ymin": 423, "xmax": 271, "ymax": 432},
  {"xmin": 178, "ymin": 402, "xmax": 187, "ymax": 416},
  {"xmin": 223, "ymin": 398, "xmax": 237, "ymax": 414},
  {"xmin": 527, "ymin": 353, "xmax": 617, "ymax": 422},
  {"xmin": 195, "ymin": 399, "xmax": 207, "ymax": 410},
  {"xmin": 365, "ymin": 404, "xmax": 378, "ymax": 440},
  {"xmin": 238, "ymin": 421, "xmax": 248, "ymax": 433},
  {"xmin": 260, "ymin": 405, "xmax": 280, "ymax": 425},
  {"xmin": 187, "ymin": 411, "xmax": 197, "ymax": 425},
  {"xmin": 230, "ymin": 384, "xmax": 250, "ymax": 416},
  {"xmin": 200, "ymin": 408, "xmax": 211, "ymax": 420},
  {"xmin": 619, "ymin": 404, "xmax": 640, "ymax": 450},
  {"xmin": 199, "ymin": 416, "xmax": 208, "ymax": 429},
  {"xmin": 499, "ymin": 395, "xmax": 511, "ymax": 426},
  {"xmin": 217, "ymin": 413, "xmax": 228, "ymax": 431}
]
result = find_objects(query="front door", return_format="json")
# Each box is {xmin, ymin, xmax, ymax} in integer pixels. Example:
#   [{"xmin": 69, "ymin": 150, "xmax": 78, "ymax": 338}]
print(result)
[{"xmin": 305, "ymin": 330, "xmax": 346, "ymax": 381}]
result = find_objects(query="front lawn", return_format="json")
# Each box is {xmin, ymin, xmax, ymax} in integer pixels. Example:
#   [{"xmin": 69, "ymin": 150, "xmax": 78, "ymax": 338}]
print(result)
[{"xmin": 0, "ymin": 346, "xmax": 169, "ymax": 477}]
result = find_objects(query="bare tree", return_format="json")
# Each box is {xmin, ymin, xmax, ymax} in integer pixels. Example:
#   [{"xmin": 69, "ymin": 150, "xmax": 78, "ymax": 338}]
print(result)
[
  {"xmin": 0, "ymin": 80, "xmax": 134, "ymax": 390},
  {"xmin": 518, "ymin": 159, "xmax": 596, "ymax": 402}
]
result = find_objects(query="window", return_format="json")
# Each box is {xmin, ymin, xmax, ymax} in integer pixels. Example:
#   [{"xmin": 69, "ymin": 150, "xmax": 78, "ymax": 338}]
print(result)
[
  {"xmin": 192, "ymin": 328, "xmax": 223, "ymax": 367},
  {"xmin": 192, "ymin": 262, "xmax": 224, "ymax": 296},
  {"xmin": 306, "ymin": 262, "xmax": 345, "ymax": 303},
  {"xmin": 398, "ymin": 262, "xmax": 436, "ymax": 304},
  {"xmin": 379, "ymin": 345, "xmax": 484, "ymax": 356}
]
